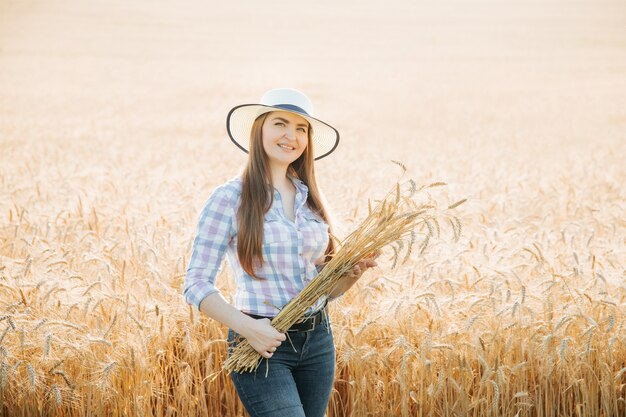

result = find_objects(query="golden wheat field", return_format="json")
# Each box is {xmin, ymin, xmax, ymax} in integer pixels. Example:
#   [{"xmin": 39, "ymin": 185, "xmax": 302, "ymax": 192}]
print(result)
[{"xmin": 1, "ymin": 0, "xmax": 625, "ymax": 416}]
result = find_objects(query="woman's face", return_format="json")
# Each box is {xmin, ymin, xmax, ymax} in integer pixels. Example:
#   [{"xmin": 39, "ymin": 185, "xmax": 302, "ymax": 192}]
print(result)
[{"xmin": 261, "ymin": 111, "xmax": 309, "ymax": 169}]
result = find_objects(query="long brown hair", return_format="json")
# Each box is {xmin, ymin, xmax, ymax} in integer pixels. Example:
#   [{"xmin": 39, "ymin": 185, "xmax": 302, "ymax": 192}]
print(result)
[{"xmin": 237, "ymin": 112, "xmax": 335, "ymax": 279}]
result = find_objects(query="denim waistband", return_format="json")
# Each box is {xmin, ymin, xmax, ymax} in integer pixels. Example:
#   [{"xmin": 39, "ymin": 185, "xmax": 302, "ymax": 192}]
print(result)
[{"xmin": 243, "ymin": 306, "xmax": 328, "ymax": 332}]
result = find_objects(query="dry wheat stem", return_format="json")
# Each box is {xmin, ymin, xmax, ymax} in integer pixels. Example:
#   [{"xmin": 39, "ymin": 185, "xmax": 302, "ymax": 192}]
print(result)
[{"xmin": 223, "ymin": 180, "xmax": 453, "ymax": 373}]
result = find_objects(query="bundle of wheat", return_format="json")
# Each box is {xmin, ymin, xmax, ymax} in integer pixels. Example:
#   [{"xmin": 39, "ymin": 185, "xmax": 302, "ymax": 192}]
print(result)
[{"xmin": 223, "ymin": 168, "xmax": 465, "ymax": 374}]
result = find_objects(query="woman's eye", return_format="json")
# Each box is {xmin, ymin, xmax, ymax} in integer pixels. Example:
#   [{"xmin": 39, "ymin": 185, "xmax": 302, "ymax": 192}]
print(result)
[{"xmin": 274, "ymin": 121, "xmax": 306, "ymax": 132}]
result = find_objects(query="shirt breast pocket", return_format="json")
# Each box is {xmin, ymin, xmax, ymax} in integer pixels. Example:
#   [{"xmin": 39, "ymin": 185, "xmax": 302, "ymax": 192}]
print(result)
[{"xmin": 262, "ymin": 214, "xmax": 282, "ymax": 246}]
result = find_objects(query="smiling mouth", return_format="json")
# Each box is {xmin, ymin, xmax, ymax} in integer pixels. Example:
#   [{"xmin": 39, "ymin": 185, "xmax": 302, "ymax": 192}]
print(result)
[{"xmin": 278, "ymin": 144, "xmax": 296, "ymax": 150}]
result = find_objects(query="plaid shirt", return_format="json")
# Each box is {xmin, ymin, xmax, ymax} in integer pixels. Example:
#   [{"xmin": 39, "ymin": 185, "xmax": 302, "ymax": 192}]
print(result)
[{"xmin": 184, "ymin": 175, "xmax": 330, "ymax": 317}]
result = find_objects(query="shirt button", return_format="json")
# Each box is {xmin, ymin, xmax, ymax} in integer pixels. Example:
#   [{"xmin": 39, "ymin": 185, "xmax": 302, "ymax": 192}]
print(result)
[{"xmin": 299, "ymin": 253, "xmax": 303, "ymax": 256}]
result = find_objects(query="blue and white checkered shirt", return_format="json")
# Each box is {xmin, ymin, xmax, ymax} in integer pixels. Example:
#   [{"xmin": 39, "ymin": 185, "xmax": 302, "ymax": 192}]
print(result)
[{"xmin": 184, "ymin": 175, "xmax": 330, "ymax": 317}]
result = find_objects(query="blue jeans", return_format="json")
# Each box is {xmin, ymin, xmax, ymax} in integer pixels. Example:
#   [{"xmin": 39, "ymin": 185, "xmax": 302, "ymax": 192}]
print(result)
[{"xmin": 227, "ymin": 320, "xmax": 335, "ymax": 417}]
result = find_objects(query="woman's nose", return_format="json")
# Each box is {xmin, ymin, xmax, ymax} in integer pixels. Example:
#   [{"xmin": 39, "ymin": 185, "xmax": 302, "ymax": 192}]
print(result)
[{"xmin": 284, "ymin": 127, "xmax": 297, "ymax": 140}]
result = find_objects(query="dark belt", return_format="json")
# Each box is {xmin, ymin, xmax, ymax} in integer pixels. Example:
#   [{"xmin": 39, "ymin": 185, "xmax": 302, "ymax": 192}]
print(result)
[{"xmin": 244, "ymin": 307, "xmax": 328, "ymax": 332}]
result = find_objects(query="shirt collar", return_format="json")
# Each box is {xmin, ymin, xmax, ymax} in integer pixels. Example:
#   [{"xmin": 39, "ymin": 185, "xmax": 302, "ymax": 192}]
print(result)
[
  {"xmin": 287, "ymin": 174, "xmax": 308, "ymax": 193},
  {"xmin": 286, "ymin": 174, "xmax": 309, "ymax": 213}
]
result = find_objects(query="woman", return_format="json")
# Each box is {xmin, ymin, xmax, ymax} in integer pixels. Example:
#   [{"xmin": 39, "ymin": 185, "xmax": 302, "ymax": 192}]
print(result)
[{"xmin": 184, "ymin": 88, "xmax": 378, "ymax": 417}]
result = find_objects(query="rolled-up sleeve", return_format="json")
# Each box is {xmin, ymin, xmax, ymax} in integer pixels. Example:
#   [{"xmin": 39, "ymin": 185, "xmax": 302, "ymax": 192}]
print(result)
[{"xmin": 184, "ymin": 185, "xmax": 236, "ymax": 310}]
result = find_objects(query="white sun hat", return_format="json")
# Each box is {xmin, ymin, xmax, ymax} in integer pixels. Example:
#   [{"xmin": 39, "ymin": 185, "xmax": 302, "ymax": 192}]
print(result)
[{"xmin": 226, "ymin": 88, "xmax": 340, "ymax": 160}]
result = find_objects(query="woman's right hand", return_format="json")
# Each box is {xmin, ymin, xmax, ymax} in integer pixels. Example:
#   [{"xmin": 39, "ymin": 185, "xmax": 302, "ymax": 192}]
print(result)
[{"xmin": 241, "ymin": 318, "xmax": 286, "ymax": 359}]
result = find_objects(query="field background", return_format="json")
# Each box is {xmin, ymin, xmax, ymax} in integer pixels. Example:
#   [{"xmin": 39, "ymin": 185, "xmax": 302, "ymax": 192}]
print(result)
[{"xmin": 1, "ymin": 0, "xmax": 625, "ymax": 416}]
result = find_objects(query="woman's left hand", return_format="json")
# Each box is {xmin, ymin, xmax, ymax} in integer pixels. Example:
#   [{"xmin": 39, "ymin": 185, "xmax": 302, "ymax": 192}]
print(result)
[
  {"xmin": 328, "ymin": 251, "xmax": 381, "ymax": 299},
  {"xmin": 342, "ymin": 252, "xmax": 379, "ymax": 282}
]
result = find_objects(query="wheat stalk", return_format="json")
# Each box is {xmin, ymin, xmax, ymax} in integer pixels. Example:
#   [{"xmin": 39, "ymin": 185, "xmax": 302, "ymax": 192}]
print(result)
[
  {"xmin": 50, "ymin": 383, "xmax": 62, "ymax": 406},
  {"xmin": 25, "ymin": 362, "xmax": 36, "ymax": 392},
  {"xmin": 52, "ymin": 370, "xmax": 76, "ymax": 389},
  {"xmin": 223, "ymin": 176, "xmax": 462, "ymax": 373},
  {"xmin": 1, "ymin": 362, "xmax": 7, "ymax": 389}
]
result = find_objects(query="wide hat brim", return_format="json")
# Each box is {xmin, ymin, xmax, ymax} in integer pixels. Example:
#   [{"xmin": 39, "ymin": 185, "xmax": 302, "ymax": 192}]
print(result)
[{"xmin": 226, "ymin": 104, "xmax": 340, "ymax": 161}]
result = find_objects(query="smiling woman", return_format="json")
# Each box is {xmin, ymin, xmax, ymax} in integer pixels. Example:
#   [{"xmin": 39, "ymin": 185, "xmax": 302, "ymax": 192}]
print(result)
[{"xmin": 183, "ymin": 88, "xmax": 378, "ymax": 417}]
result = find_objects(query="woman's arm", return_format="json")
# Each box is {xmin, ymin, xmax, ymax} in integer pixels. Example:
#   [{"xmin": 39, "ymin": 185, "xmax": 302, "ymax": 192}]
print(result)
[{"xmin": 184, "ymin": 185, "xmax": 285, "ymax": 358}]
